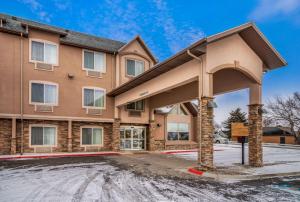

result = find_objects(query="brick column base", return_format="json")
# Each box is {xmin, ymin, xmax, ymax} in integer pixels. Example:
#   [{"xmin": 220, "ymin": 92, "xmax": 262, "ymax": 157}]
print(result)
[
  {"xmin": 248, "ymin": 104, "xmax": 263, "ymax": 167},
  {"xmin": 112, "ymin": 119, "xmax": 121, "ymax": 151},
  {"xmin": 148, "ymin": 121, "xmax": 156, "ymax": 151},
  {"xmin": 198, "ymin": 97, "xmax": 214, "ymax": 170}
]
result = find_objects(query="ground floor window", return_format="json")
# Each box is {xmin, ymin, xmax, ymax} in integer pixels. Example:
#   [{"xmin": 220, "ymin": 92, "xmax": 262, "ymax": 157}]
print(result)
[
  {"xmin": 81, "ymin": 127, "xmax": 103, "ymax": 146},
  {"xmin": 30, "ymin": 125, "xmax": 56, "ymax": 146},
  {"xmin": 167, "ymin": 123, "xmax": 189, "ymax": 141}
]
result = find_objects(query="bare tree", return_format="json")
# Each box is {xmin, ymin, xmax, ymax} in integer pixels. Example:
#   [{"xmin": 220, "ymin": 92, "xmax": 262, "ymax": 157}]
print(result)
[{"xmin": 265, "ymin": 92, "xmax": 300, "ymax": 143}]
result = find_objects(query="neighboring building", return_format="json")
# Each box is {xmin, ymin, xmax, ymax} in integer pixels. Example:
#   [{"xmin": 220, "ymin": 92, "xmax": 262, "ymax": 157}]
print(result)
[
  {"xmin": 263, "ymin": 127, "xmax": 297, "ymax": 145},
  {"xmin": 0, "ymin": 13, "xmax": 286, "ymax": 168}
]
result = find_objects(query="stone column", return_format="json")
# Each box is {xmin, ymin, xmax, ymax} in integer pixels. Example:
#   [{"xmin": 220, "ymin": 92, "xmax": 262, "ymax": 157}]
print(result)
[
  {"xmin": 198, "ymin": 97, "xmax": 214, "ymax": 170},
  {"xmin": 148, "ymin": 120, "xmax": 156, "ymax": 151},
  {"xmin": 10, "ymin": 118, "xmax": 17, "ymax": 154},
  {"xmin": 248, "ymin": 104, "xmax": 263, "ymax": 167},
  {"xmin": 67, "ymin": 120, "xmax": 72, "ymax": 152},
  {"xmin": 112, "ymin": 118, "xmax": 121, "ymax": 151}
]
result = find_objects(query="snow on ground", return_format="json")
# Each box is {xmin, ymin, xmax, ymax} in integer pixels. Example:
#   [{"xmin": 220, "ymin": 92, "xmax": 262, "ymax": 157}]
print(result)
[
  {"xmin": 174, "ymin": 144, "xmax": 300, "ymax": 175},
  {"xmin": 0, "ymin": 162, "xmax": 229, "ymax": 202}
]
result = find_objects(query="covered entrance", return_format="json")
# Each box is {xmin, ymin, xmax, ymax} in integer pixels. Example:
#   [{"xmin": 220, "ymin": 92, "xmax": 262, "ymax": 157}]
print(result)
[
  {"xmin": 109, "ymin": 23, "xmax": 287, "ymax": 169},
  {"xmin": 120, "ymin": 126, "xmax": 146, "ymax": 150}
]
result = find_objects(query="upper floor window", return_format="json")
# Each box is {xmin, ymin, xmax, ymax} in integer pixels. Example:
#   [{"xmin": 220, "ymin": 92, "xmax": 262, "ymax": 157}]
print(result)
[
  {"xmin": 30, "ymin": 39, "xmax": 58, "ymax": 65},
  {"xmin": 126, "ymin": 100, "xmax": 144, "ymax": 111},
  {"xmin": 83, "ymin": 50, "xmax": 106, "ymax": 72},
  {"xmin": 167, "ymin": 123, "xmax": 189, "ymax": 141},
  {"xmin": 30, "ymin": 81, "xmax": 58, "ymax": 105},
  {"xmin": 30, "ymin": 125, "xmax": 56, "ymax": 146},
  {"xmin": 126, "ymin": 59, "xmax": 144, "ymax": 77},
  {"xmin": 83, "ymin": 87, "xmax": 105, "ymax": 109}
]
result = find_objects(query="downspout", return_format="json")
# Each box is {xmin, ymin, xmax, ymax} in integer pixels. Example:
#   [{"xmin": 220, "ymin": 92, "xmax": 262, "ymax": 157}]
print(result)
[
  {"xmin": 20, "ymin": 32, "xmax": 24, "ymax": 155},
  {"xmin": 187, "ymin": 49, "xmax": 203, "ymax": 166}
]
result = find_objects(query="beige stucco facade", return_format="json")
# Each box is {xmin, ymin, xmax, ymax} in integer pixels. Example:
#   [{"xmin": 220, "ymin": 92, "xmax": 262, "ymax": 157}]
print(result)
[{"xmin": 0, "ymin": 15, "xmax": 287, "ymax": 169}]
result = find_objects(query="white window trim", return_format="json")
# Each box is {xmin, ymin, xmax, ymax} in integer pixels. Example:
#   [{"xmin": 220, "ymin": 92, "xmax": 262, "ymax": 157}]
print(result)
[
  {"xmin": 125, "ymin": 58, "xmax": 145, "ymax": 77},
  {"xmin": 167, "ymin": 122, "xmax": 190, "ymax": 141},
  {"xmin": 82, "ymin": 49, "xmax": 106, "ymax": 73},
  {"xmin": 29, "ymin": 38, "xmax": 59, "ymax": 66},
  {"xmin": 80, "ymin": 126, "xmax": 104, "ymax": 146},
  {"xmin": 29, "ymin": 80, "xmax": 59, "ymax": 106},
  {"xmin": 29, "ymin": 124, "xmax": 58, "ymax": 147},
  {"xmin": 82, "ymin": 86, "xmax": 106, "ymax": 109}
]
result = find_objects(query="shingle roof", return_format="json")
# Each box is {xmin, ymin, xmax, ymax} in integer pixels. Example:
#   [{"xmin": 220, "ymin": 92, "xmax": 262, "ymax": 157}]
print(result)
[
  {"xmin": 0, "ymin": 13, "xmax": 126, "ymax": 53},
  {"xmin": 263, "ymin": 127, "xmax": 294, "ymax": 136}
]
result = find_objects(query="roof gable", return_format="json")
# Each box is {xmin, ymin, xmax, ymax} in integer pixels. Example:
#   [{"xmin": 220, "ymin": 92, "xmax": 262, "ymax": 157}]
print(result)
[{"xmin": 119, "ymin": 35, "xmax": 157, "ymax": 64}]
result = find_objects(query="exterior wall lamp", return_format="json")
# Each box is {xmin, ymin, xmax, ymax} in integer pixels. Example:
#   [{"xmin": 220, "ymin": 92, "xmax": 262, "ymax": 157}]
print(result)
[{"xmin": 207, "ymin": 101, "xmax": 218, "ymax": 108}]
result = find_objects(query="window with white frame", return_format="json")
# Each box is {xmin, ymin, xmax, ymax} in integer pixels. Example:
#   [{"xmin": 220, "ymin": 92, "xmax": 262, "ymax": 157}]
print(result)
[
  {"xmin": 81, "ymin": 127, "xmax": 103, "ymax": 145},
  {"xmin": 126, "ymin": 100, "xmax": 144, "ymax": 111},
  {"xmin": 167, "ymin": 123, "xmax": 189, "ymax": 141},
  {"xmin": 30, "ymin": 126, "xmax": 56, "ymax": 146},
  {"xmin": 83, "ymin": 50, "xmax": 106, "ymax": 72},
  {"xmin": 83, "ymin": 87, "xmax": 105, "ymax": 108},
  {"xmin": 31, "ymin": 40, "xmax": 58, "ymax": 65},
  {"xmin": 126, "ymin": 59, "xmax": 144, "ymax": 77},
  {"xmin": 30, "ymin": 82, "xmax": 58, "ymax": 105}
]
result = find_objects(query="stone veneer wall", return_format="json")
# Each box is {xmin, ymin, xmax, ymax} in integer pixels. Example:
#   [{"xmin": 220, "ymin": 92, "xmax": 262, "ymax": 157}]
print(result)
[
  {"xmin": 198, "ymin": 97, "xmax": 214, "ymax": 170},
  {"xmin": 248, "ymin": 104, "xmax": 263, "ymax": 167},
  {"xmin": 165, "ymin": 143, "xmax": 198, "ymax": 150},
  {"xmin": 0, "ymin": 119, "xmax": 12, "ymax": 155},
  {"xmin": 72, "ymin": 121, "xmax": 113, "ymax": 152},
  {"xmin": 15, "ymin": 119, "xmax": 69, "ymax": 153}
]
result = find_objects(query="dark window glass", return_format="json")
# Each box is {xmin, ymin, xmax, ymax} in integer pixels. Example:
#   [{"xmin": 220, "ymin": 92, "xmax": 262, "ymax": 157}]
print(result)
[
  {"xmin": 84, "ymin": 51, "xmax": 94, "ymax": 69},
  {"xmin": 126, "ymin": 102, "xmax": 136, "ymax": 110},
  {"xmin": 135, "ymin": 100, "xmax": 144, "ymax": 111},
  {"xmin": 179, "ymin": 132, "xmax": 189, "ymax": 140},
  {"xmin": 84, "ymin": 89, "xmax": 94, "ymax": 107},
  {"xmin": 82, "ymin": 128, "xmax": 92, "ymax": 144},
  {"xmin": 126, "ymin": 59, "xmax": 135, "ymax": 76},
  {"xmin": 31, "ymin": 83, "xmax": 44, "ymax": 103},
  {"xmin": 31, "ymin": 41, "xmax": 44, "ymax": 62},
  {"xmin": 168, "ymin": 132, "xmax": 178, "ymax": 141},
  {"xmin": 31, "ymin": 127, "xmax": 43, "ymax": 145}
]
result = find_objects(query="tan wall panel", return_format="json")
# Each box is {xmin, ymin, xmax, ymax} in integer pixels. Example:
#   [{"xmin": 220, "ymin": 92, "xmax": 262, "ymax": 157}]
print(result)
[{"xmin": 0, "ymin": 33, "xmax": 21, "ymax": 114}]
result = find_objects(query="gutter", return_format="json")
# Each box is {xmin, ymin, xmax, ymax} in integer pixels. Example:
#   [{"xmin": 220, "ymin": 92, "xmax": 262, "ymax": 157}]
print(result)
[
  {"xmin": 187, "ymin": 49, "xmax": 203, "ymax": 167},
  {"xmin": 20, "ymin": 32, "xmax": 24, "ymax": 155}
]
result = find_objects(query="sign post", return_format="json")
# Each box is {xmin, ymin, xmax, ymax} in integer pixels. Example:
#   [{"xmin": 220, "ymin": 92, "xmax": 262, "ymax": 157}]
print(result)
[{"xmin": 231, "ymin": 123, "xmax": 249, "ymax": 165}]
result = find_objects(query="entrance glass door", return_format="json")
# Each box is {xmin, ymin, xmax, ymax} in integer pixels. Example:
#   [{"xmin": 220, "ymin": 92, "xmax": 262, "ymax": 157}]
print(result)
[{"xmin": 120, "ymin": 126, "xmax": 146, "ymax": 150}]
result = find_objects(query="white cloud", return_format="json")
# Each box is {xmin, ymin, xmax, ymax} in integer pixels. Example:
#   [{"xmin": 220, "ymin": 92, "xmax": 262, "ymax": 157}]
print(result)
[
  {"xmin": 152, "ymin": 0, "xmax": 205, "ymax": 53},
  {"xmin": 249, "ymin": 0, "xmax": 300, "ymax": 21},
  {"xmin": 18, "ymin": 0, "xmax": 52, "ymax": 22}
]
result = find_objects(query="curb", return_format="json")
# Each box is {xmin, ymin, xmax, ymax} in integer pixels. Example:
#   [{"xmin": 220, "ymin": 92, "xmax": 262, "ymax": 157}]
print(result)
[
  {"xmin": 188, "ymin": 167, "xmax": 204, "ymax": 175},
  {"xmin": 161, "ymin": 149, "xmax": 224, "ymax": 154},
  {"xmin": 0, "ymin": 152, "xmax": 120, "ymax": 160}
]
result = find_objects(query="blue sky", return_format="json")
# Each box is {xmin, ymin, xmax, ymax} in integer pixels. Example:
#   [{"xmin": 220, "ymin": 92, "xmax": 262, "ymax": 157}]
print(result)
[{"xmin": 1, "ymin": 0, "xmax": 300, "ymax": 123}]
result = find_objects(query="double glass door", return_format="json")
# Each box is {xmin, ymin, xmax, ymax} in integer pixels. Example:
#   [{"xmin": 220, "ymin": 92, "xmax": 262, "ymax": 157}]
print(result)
[{"xmin": 120, "ymin": 126, "xmax": 146, "ymax": 150}]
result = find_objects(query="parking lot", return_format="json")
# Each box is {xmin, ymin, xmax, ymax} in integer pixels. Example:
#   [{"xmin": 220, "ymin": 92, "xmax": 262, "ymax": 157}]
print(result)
[{"xmin": 0, "ymin": 145, "xmax": 300, "ymax": 201}]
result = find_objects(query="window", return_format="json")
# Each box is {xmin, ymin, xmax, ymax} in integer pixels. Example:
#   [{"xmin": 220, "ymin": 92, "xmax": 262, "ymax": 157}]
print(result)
[
  {"xmin": 30, "ymin": 81, "xmax": 58, "ymax": 105},
  {"xmin": 83, "ymin": 50, "xmax": 106, "ymax": 72},
  {"xmin": 30, "ymin": 126, "xmax": 56, "ymax": 146},
  {"xmin": 81, "ymin": 127, "xmax": 103, "ymax": 145},
  {"xmin": 83, "ymin": 87, "xmax": 105, "ymax": 108},
  {"xmin": 30, "ymin": 40, "xmax": 58, "ymax": 65},
  {"xmin": 167, "ymin": 123, "xmax": 189, "ymax": 141},
  {"xmin": 126, "ymin": 100, "xmax": 144, "ymax": 111},
  {"xmin": 126, "ymin": 59, "xmax": 144, "ymax": 77}
]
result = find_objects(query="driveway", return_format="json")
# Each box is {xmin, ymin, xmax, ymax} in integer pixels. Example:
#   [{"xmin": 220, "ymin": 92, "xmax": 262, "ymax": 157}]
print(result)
[{"xmin": 0, "ymin": 153, "xmax": 299, "ymax": 202}]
